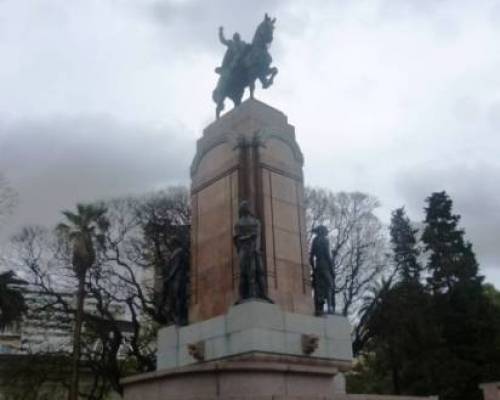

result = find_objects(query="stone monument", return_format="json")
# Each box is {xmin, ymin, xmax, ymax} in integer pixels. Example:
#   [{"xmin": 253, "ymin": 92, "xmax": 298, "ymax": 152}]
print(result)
[
  {"xmin": 121, "ymin": 15, "xmax": 353, "ymax": 400},
  {"xmin": 189, "ymin": 98, "xmax": 313, "ymax": 323}
]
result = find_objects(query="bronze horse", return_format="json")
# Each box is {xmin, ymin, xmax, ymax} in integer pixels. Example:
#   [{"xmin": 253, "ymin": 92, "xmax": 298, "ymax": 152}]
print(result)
[{"xmin": 212, "ymin": 14, "xmax": 279, "ymax": 119}]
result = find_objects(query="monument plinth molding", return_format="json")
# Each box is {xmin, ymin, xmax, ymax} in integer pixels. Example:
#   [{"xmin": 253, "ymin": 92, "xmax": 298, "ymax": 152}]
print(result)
[
  {"xmin": 190, "ymin": 99, "xmax": 313, "ymax": 323},
  {"xmin": 123, "ymin": 301, "xmax": 353, "ymax": 400}
]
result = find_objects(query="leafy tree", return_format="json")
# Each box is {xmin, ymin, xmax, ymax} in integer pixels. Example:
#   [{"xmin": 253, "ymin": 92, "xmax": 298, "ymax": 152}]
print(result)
[
  {"xmin": 484, "ymin": 283, "xmax": 500, "ymax": 308},
  {"xmin": 421, "ymin": 191, "xmax": 500, "ymax": 400}
]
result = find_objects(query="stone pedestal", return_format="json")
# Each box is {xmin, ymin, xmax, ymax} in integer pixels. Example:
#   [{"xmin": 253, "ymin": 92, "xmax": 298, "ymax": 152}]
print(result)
[
  {"xmin": 157, "ymin": 301, "xmax": 352, "ymax": 370},
  {"xmin": 123, "ymin": 354, "xmax": 343, "ymax": 400},
  {"xmin": 122, "ymin": 101, "xmax": 353, "ymax": 400},
  {"xmin": 123, "ymin": 302, "xmax": 353, "ymax": 400},
  {"xmin": 190, "ymin": 99, "xmax": 312, "ymax": 323}
]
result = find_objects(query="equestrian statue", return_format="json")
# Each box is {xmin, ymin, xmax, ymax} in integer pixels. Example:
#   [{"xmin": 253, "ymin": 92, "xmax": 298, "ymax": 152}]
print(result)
[{"xmin": 213, "ymin": 14, "xmax": 279, "ymax": 119}]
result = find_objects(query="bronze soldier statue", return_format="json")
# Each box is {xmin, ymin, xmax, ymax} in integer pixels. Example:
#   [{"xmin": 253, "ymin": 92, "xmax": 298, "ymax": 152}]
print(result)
[
  {"xmin": 310, "ymin": 225, "xmax": 335, "ymax": 316},
  {"xmin": 161, "ymin": 235, "xmax": 189, "ymax": 326},
  {"xmin": 233, "ymin": 201, "xmax": 270, "ymax": 302}
]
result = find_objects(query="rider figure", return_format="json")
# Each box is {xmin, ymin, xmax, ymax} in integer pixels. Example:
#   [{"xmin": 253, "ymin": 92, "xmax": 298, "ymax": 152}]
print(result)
[{"xmin": 216, "ymin": 26, "xmax": 247, "ymax": 80}]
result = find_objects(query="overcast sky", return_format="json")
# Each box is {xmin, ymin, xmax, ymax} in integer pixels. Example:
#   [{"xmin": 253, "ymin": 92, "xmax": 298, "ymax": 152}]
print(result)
[{"xmin": 1, "ymin": 0, "xmax": 499, "ymax": 285}]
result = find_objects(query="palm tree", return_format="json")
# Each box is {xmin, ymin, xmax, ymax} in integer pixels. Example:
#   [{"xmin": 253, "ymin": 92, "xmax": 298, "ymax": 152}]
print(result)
[
  {"xmin": 0, "ymin": 270, "xmax": 26, "ymax": 330},
  {"xmin": 57, "ymin": 203, "xmax": 108, "ymax": 400}
]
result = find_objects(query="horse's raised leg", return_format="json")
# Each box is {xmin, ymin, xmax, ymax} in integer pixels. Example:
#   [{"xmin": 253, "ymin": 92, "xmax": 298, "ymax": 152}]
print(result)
[
  {"xmin": 231, "ymin": 87, "xmax": 244, "ymax": 108},
  {"xmin": 260, "ymin": 67, "xmax": 278, "ymax": 89},
  {"xmin": 216, "ymin": 100, "xmax": 224, "ymax": 119},
  {"xmin": 249, "ymin": 80, "xmax": 255, "ymax": 99},
  {"xmin": 268, "ymin": 67, "xmax": 278, "ymax": 86}
]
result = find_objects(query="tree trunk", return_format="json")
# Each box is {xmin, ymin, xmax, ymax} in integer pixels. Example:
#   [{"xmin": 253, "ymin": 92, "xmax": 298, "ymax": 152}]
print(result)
[
  {"xmin": 69, "ymin": 275, "xmax": 86, "ymax": 400},
  {"xmin": 392, "ymin": 364, "xmax": 401, "ymax": 394}
]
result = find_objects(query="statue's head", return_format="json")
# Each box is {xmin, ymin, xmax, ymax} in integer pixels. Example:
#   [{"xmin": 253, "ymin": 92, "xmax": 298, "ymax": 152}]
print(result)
[
  {"xmin": 253, "ymin": 13, "xmax": 276, "ymax": 45},
  {"xmin": 312, "ymin": 225, "xmax": 328, "ymax": 237},
  {"xmin": 264, "ymin": 13, "xmax": 277, "ymax": 25},
  {"xmin": 233, "ymin": 32, "xmax": 241, "ymax": 42},
  {"xmin": 263, "ymin": 14, "xmax": 276, "ymax": 35},
  {"xmin": 239, "ymin": 200, "xmax": 251, "ymax": 217}
]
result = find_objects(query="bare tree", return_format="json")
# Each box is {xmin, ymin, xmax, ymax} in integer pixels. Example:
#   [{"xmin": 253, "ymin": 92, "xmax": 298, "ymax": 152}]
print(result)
[
  {"xmin": 304, "ymin": 187, "xmax": 389, "ymax": 319},
  {"xmin": 6, "ymin": 186, "xmax": 190, "ymax": 399}
]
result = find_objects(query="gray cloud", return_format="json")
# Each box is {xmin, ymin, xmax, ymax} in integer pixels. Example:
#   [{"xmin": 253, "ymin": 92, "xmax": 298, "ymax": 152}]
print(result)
[
  {"xmin": 0, "ymin": 115, "xmax": 192, "ymax": 234},
  {"xmin": 146, "ymin": 0, "xmax": 285, "ymax": 50},
  {"xmin": 0, "ymin": 0, "xmax": 499, "ymax": 286},
  {"xmin": 395, "ymin": 163, "xmax": 500, "ymax": 272}
]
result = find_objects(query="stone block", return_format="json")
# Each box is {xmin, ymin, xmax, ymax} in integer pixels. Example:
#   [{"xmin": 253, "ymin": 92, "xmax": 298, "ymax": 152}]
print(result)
[
  {"xmin": 179, "ymin": 322, "xmax": 202, "ymax": 345},
  {"xmin": 156, "ymin": 347, "xmax": 178, "ymax": 370},
  {"xmin": 218, "ymin": 370, "xmax": 286, "ymax": 397},
  {"xmin": 325, "ymin": 314, "xmax": 351, "ymax": 340},
  {"xmin": 284, "ymin": 332, "xmax": 301, "ymax": 354},
  {"xmin": 196, "ymin": 211, "xmax": 232, "ymax": 245},
  {"xmin": 227, "ymin": 328, "xmax": 254, "ymax": 354},
  {"xmin": 255, "ymin": 328, "xmax": 287, "ymax": 354},
  {"xmin": 205, "ymin": 335, "xmax": 228, "ymax": 359},
  {"xmin": 274, "ymin": 228, "xmax": 302, "ymax": 263},
  {"xmin": 326, "ymin": 339, "xmax": 353, "ymax": 361},
  {"xmin": 226, "ymin": 301, "xmax": 284, "ymax": 333},
  {"xmin": 157, "ymin": 373, "xmax": 218, "ymax": 398},
  {"xmin": 285, "ymin": 374, "xmax": 333, "ymax": 398},
  {"xmin": 226, "ymin": 327, "xmax": 287, "ymax": 355},
  {"xmin": 125, "ymin": 381, "xmax": 158, "ymax": 400},
  {"xmin": 333, "ymin": 372, "xmax": 346, "ymax": 394},
  {"xmin": 260, "ymin": 138, "xmax": 298, "ymax": 172},
  {"xmin": 284, "ymin": 312, "xmax": 325, "ymax": 336},
  {"xmin": 197, "ymin": 177, "xmax": 230, "ymax": 214},
  {"xmin": 200, "ymin": 315, "xmax": 226, "ymax": 339},
  {"xmin": 195, "ymin": 141, "xmax": 235, "ymax": 181},
  {"xmin": 270, "ymin": 172, "xmax": 297, "ymax": 203},
  {"xmin": 157, "ymin": 325, "xmax": 179, "ymax": 348},
  {"xmin": 272, "ymin": 199, "xmax": 300, "ymax": 233}
]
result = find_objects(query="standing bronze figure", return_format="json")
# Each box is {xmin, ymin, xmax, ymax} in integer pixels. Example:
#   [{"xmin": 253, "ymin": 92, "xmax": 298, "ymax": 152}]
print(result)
[
  {"xmin": 233, "ymin": 201, "xmax": 269, "ymax": 302},
  {"xmin": 213, "ymin": 14, "xmax": 279, "ymax": 119},
  {"xmin": 310, "ymin": 226, "xmax": 335, "ymax": 316},
  {"xmin": 161, "ymin": 236, "xmax": 189, "ymax": 326}
]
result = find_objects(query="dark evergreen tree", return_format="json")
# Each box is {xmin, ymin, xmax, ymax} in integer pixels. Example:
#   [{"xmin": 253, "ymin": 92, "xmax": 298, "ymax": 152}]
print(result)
[
  {"xmin": 351, "ymin": 207, "xmax": 432, "ymax": 395},
  {"xmin": 350, "ymin": 275, "xmax": 435, "ymax": 396},
  {"xmin": 422, "ymin": 191, "xmax": 481, "ymax": 291},
  {"xmin": 421, "ymin": 191, "xmax": 500, "ymax": 400},
  {"xmin": 390, "ymin": 207, "xmax": 422, "ymax": 282},
  {"xmin": 349, "ymin": 197, "xmax": 500, "ymax": 399}
]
